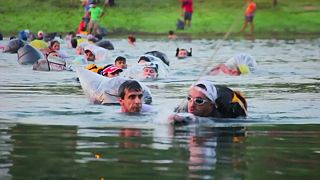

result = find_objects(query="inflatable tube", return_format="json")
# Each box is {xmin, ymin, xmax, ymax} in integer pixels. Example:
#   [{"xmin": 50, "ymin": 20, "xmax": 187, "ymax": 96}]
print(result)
[
  {"xmin": 4, "ymin": 39, "xmax": 25, "ymax": 53},
  {"xmin": 32, "ymin": 59, "xmax": 50, "ymax": 71},
  {"xmin": 33, "ymin": 55, "xmax": 66, "ymax": 71},
  {"xmin": 124, "ymin": 54, "xmax": 170, "ymax": 80},
  {"xmin": 83, "ymin": 44, "xmax": 109, "ymax": 62},
  {"xmin": 77, "ymin": 68, "xmax": 152, "ymax": 105},
  {"xmin": 142, "ymin": 54, "xmax": 170, "ymax": 76},
  {"xmin": 96, "ymin": 40, "xmax": 114, "ymax": 50},
  {"xmin": 17, "ymin": 44, "xmax": 44, "ymax": 65},
  {"xmin": 225, "ymin": 53, "xmax": 257, "ymax": 73},
  {"xmin": 29, "ymin": 39, "xmax": 48, "ymax": 49},
  {"xmin": 145, "ymin": 51, "xmax": 170, "ymax": 66}
]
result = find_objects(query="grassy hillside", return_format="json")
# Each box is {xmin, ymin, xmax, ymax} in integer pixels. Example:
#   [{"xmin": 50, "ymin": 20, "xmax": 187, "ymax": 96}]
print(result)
[{"xmin": 1, "ymin": 0, "xmax": 319, "ymax": 38}]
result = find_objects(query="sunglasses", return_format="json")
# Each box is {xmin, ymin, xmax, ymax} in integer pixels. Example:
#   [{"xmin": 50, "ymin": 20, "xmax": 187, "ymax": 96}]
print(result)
[{"xmin": 187, "ymin": 96, "xmax": 209, "ymax": 105}]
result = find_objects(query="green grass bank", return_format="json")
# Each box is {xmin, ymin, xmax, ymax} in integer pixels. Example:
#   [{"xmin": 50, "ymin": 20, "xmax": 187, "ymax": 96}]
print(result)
[{"xmin": 1, "ymin": 0, "xmax": 319, "ymax": 39}]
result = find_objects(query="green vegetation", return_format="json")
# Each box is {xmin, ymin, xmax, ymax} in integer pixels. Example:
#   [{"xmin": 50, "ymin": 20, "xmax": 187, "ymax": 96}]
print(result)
[{"xmin": 1, "ymin": 0, "xmax": 319, "ymax": 38}]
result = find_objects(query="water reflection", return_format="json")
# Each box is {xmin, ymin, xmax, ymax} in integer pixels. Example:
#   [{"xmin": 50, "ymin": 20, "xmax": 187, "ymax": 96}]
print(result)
[
  {"xmin": 75, "ymin": 124, "xmax": 249, "ymax": 179},
  {"xmin": 174, "ymin": 126, "xmax": 246, "ymax": 179},
  {"xmin": 1, "ymin": 123, "xmax": 320, "ymax": 179},
  {"xmin": 2, "ymin": 124, "xmax": 78, "ymax": 179}
]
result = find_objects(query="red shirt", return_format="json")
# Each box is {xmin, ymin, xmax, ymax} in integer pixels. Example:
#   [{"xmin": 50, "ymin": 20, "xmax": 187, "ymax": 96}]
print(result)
[
  {"xmin": 181, "ymin": 0, "xmax": 193, "ymax": 13},
  {"xmin": 246, "ymin": 2, "xmax": 256, "ymax": 16},
  {"xmin": 77, "ymin": 21, "xmax": 86, "ymax": 33}
]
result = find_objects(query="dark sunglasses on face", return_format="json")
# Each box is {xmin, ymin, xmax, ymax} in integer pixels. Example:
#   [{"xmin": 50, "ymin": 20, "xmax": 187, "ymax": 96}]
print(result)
[{"xmin": 187, "ymin": 96, "xmax": 209, "ymax": 105}]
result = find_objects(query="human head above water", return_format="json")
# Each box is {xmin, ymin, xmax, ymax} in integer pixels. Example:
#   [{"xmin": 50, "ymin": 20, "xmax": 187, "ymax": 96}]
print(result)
[
  {"xmin": 71, "ymin": 38, "xmax": 78, "ymax": 48},
  {"xmin": 138, "ymin": 56, "xmax": 150, "ymax": 64},
  {"xmin": 115, "ymin": 56, "xmax": 127, "ymax": 69},
  {"xmin": 187, "ymin": 80, "xmax": 218, "ymax": 117},
  {"xmin": 102, "ymin": 65, "xmax": 123, "ymax": 78},
  {"xmin": 176, "ymin": 48, "xmax": 192, "ymax": 58},
  {"xmin": 37, "ymin": 31, "xmax": 44, "ymax": 40},
  {"xmin": 84, "ymin": 49, "xmax": 95, "ymax": 61},
  {"xmin": 49, "ymin": 40, "xmax": 60, "ymax": 51},
  {"xmin": 118, "ymin": 80, "xmax": 143, "ymax": 113},
  {"xmin": 143, "ymin": 63, "xmax": 158, "ymax": 79},
  {"xmin": 128, "ymin": 35, "xmax": 136, "ymax": 44}
]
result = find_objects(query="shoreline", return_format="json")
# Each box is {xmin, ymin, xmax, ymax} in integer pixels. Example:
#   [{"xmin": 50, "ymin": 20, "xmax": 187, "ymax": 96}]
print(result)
[
  {"xmin": 106, "ymin": 31, "xmax": 320, "ymax": 40},
  {"xmin": 2, "ymin": 31, "xmax": 319, "ymax": 41}
]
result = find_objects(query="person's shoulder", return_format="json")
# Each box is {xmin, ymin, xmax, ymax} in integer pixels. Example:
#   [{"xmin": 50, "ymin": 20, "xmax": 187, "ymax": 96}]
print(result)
[
  {"xmin": 215, "ymin": 84, "xmax": 232, "ymax": 92},
  {"xmin": 141, "ymin": 104, "xmax": 155, "ymax": 113}
]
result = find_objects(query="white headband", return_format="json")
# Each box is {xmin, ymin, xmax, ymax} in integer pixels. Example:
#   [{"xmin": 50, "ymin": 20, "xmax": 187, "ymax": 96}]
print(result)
[{"xmin": 192, "ymin": 80, "xmax": 217, "ymax": 102}]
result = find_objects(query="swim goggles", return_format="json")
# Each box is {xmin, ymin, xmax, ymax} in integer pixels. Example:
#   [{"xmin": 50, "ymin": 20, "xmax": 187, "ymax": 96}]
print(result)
[{"xmin": 187, "ymin": 96, "xmax": 210, "ymax": 105}]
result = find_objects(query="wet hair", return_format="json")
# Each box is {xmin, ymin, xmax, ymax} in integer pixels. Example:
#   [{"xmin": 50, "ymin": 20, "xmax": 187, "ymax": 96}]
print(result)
[
  {"xmin": 115, "ymin": 56, "xmax": 126, "ymax": 63},
  {"xmin": 138, "ymin": 56, "xmax": 150, "ymax": 63},
  {"xmin": 128, "ymin": 35, "xmax": 136, "ymax": 43},
  {"xmin": 169, "ymin": 30, "xmax": 174, "ymax": 35},
  {"xmin": 71, "ymin": 38, "xmax": 77, "ymax": 48},
  {"xmin": 118, "ymin": 80, "xmax": 142, "ymax": 99},
  {"xmin": 49, "ymin": 40, "xmax": 60, "ymax": 49},
  {"xmin": 188, "ymin": 48, "xmax": 192, "ymax": 56},
  {"xmin": 195, "ymin": 84, "xmax": 207, "ymax": 91},
  {"xmin": 175, "ymin": 48, "xmax": 179, "ymax": 56}
]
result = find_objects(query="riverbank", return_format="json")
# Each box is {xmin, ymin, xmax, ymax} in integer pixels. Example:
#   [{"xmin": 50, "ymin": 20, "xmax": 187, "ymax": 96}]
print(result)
[
  {"xmin": 0, "ymin": 0, "xmax": 319, "ymax": 39},
  {"xmin": 105, "ymin": 31, "xmax": 320, "ymax": 40}
]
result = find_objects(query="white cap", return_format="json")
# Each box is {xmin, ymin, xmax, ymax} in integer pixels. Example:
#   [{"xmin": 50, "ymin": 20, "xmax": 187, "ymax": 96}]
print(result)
[
  {"xmin": 192, "ymin": 80, "xmax": 217, "ymax": 103},
  {"xmin": 37, "ymin": 31, "xmax": 44, "ymax": 37}
]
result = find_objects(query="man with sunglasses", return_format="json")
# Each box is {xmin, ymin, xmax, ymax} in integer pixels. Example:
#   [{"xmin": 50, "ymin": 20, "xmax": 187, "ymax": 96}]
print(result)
[{"xmin": 170, "ymin": 79, "xmax": 247, "ymax": 124}]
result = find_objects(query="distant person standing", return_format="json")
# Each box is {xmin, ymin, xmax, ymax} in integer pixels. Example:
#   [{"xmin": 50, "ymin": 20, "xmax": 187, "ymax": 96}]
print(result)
[
  {"xmin": 77, "ymin": 17, "xmax": 87, "ymax": 35},
  {"xmin": 82, "ymin": 0, "xmax": 93, "ymax": 27},
  {"xmin": 87, "ymin": 1, "xmax": 104, "ymax": 35},
  {"xmin": 180, "ymin": 0, "xmax": 193, "ymax": 28},
  {"xmin": 241, "ymin": 0, "xmax": 256, "ymax": 34}
]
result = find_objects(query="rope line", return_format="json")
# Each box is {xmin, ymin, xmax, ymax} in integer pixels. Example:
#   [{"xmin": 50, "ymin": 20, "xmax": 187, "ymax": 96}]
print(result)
[
  {"xmin": 199, "ymin": 3, "xmax": 247, "ymax": 77},
  {"xmin": 175, "ymin": 2, "xmax": 247, "ymax": 112}
]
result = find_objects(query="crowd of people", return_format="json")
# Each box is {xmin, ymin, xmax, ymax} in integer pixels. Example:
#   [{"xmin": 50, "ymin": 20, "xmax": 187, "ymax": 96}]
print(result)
[
  {"xmin": 0, "ymin": 0, "xmax": 260, "ymax": 126},
  {"xmin": 1, "ymin": 27, "xmax": 255, "ymax": 125}
]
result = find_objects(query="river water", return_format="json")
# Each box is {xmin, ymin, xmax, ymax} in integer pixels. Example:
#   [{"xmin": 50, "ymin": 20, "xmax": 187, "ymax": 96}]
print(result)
[{"xmin": 0, "ymin": 37, "xmax": 320, "ymax": 179}]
